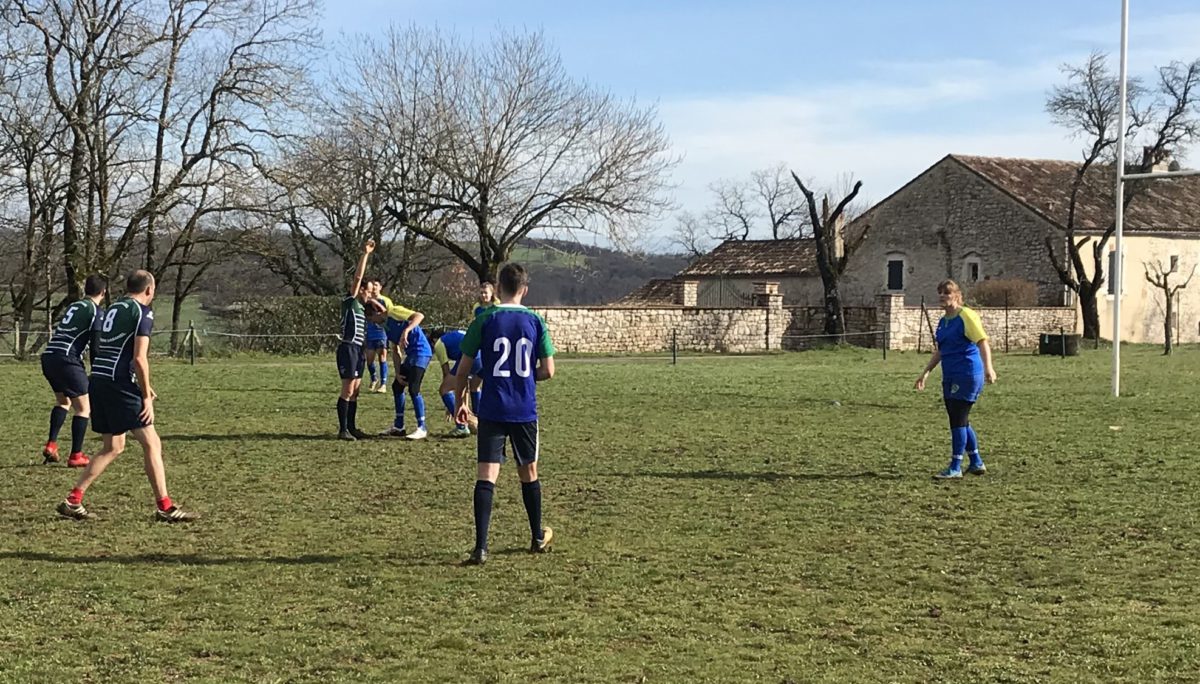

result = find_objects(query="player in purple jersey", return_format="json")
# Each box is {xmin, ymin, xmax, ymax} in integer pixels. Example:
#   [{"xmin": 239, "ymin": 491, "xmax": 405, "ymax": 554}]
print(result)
[
  {"xmin": 455, "ymin": 264, "xmax": 556, "ymax": 565},
  {"xmin": 39, "ymin": 274, "xmax": 107, "ymax": 467}
]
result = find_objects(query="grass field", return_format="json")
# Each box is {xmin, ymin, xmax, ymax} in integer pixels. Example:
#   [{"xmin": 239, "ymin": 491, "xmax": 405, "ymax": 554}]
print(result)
[{"xmin": 2, "ymin": 346, "xmax": 1200, "ymax": 682}]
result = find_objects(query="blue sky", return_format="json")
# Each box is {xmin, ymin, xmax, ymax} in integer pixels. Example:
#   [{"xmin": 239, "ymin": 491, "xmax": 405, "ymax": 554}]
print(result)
[{"xmin": 324, "ymin": 1, "xmax": 1200, "ymax": 248}]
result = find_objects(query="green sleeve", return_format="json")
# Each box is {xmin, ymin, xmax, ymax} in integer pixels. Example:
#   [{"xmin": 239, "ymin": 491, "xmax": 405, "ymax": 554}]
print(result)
[
  {"xmin": 536, "ymin": 314, "xmax": 555, "ymax": 358},
  {"xmin": 460, "ymin": 314, "xmax": 485, "ymax": 357}
]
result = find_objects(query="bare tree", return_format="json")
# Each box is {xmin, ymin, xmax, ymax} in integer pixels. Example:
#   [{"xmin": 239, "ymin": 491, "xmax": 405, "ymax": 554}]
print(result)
[
  {"xmin": 701, "ymin": 163, "xmax": 809, "ymax": 243},
  {"xmin": 752, "ymin": 163, "xmax": 808, "ymax": 239},
  {"xmin": 342, "ymin": 27, "xmax": 676, "ymax": 280},
  {"xmin": 1045, "ymin": 51, "xmax": 1200, "ymax": 339},
  {"xmin": 667, "ymin": 211, "xmax": 711, "ymax": 261},
  {"xmin": 706, "ymin": 178, "xmax": 758, "ymax": 241},
  {"xmin": 1144, "ymin": 258, "xmax": 1196, "ymax": 355},
  {"xmin": 791, "ymin": 173, "xmax": 869, "ymax": 341}
]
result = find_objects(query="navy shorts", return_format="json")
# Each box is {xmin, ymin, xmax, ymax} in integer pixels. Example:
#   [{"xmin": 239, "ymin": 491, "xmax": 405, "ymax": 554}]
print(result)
[
  {"xmin": 943, "ymin": 374, "xmax": 984, "ymax": 403},
  {"xmin": 450, "ymin": 355, "xmax": 484, "ymax": 378},
  {"xmin": 41, "ymin": 355, "xmax": 89, "ymax": 398},
  {"xmin": 336, "ymin": 343, "xmax": 365, "ymax": 380},
  {"xmin": 90, "ymin": 377, "xmax": 148, "ymax": 435},
  {"xmin": 365, "ymin": 335, "xmax": 387, "ymax": 351},
  {"xmin": 476, "ymin": 419, "xmax": 539, "ymax": 466}
]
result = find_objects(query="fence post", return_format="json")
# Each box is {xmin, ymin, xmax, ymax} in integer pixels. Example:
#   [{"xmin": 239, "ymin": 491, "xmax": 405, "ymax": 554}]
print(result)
[
  {"xmin": 1060, "ymin": 325, "xmax": 1066, "ymax": 359},
  {"xmin": 882, "ymin": 325, "xmax": 888, "ymax": 361},
  {"xmin": 189, "ymin": 320, "xmax": 196, "ymax": 365},
  {"xmin": 917, "ymin": 297, "xmax": 924, "ymax": 353},
  {"xmin": 672, "ymin": 330, "xmax": 677, "ymax": 365},
  {"xmin": 13, "ymin": 321, "xmax": 21, "ymax": 358},
  {"xmin": 1004, "ymin": 291, "xmax": 1010, "ymax": 354}
]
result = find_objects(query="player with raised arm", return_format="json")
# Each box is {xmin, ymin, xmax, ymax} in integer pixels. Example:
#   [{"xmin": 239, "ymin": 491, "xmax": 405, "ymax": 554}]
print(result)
[
  {"xmin": 335, "ymin": 240, "xmax": 376, "ymax": 441},
  {"xmin": 456, "ymin": 263, "xmax": 556, "ymax": 566},
  {"xmin": 39, "ymin": 274, "xmax": 107, "ymax": 467},
  {"xmin": 56, "ymin": 270, "xmax": 196, "ymax": 522}
]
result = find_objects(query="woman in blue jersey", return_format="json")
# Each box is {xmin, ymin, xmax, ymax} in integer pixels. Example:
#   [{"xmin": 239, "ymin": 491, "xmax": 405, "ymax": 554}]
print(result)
[{"xmin": 915, "ymin": 280, "xmax": 997, "ymax": 480}]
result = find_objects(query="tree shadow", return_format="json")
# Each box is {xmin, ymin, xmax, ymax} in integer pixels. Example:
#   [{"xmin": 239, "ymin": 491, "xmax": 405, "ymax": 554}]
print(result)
[
  {"xmin": 0, "ymin": 551, "xmax": 346, "ymax": 566},
  {"xmin": 615, "ymin": 470, "xmax": 904, "ymax": 482}
]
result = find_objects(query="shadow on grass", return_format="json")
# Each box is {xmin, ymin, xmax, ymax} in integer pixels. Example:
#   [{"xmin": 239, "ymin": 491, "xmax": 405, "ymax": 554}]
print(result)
[
  {"xmin": 0, "ymin": 551, "xmax": 345, "ymax": 566},
  {"xmin": 617, "ymin": 470, "xmax": 904, "ymax": 482},
  {"xmin": 163, "ymin": 433, "xmax": 333, "ymax": 442}
]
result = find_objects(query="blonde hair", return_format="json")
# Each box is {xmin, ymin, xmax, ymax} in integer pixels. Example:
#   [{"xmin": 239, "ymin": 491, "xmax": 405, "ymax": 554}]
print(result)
[{"xmin": 937, "ymin": 279, "xmax": 963, "ymax": 304}]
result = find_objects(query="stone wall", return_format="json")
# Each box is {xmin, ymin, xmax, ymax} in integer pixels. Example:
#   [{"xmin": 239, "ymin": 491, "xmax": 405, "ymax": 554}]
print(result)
[
  {"xmin": 535, "ymin": 293, "xmax": 1076, "ymax": 355},
  {"xmin": 877, "ymin": 294, "xmax": 1076, "ymax": 351}
]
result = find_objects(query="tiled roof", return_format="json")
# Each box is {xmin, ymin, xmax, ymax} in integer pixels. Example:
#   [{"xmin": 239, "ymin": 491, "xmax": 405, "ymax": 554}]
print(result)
[
  {"xmin": 950, "ymin": 155, "xmax": 1200, "ymax": 234},
  {"xmin": 610, "ymin": 278, "xmax": 679, "ymax": 306},
  {"xmin": 678, "ymin": 238, "xmax": 817, "ymax": 277}
]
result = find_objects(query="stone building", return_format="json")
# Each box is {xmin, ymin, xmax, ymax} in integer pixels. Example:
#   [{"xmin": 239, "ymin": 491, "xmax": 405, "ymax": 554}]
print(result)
[
  {"xmin": 671, "ymin": 238, "xmax": 826, "ymax": 307},
  {"xmin": 840, "ymin": 154, "xmax": 1200, "ymax": 344}
]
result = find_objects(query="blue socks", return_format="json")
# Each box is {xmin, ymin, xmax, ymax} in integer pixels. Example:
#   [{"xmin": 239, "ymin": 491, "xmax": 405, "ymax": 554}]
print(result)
[
  {"xmin": 471, "ymin": 390, "xmax": 482, "ymax": 413},
  {"xmin": 949, "ymin": 426, "xmax": 968, "ymax": 471},
  {"xmin": 965, "ymin": 425, "xmax": 983, "ymax": 468},
  {"xmin": 473, "ymin": 481, "xmax": 495, "ymax": 551},
  {"xmin": 392, "ymin": 382, "xmax": 406, "ymax": 429},
  {"xmin": 367, "ymin": 362, "xmax": 377, "ymax": 383},
  {"xmin": 380, "ymin": 361, "xmax": 388, "ymax": 384},
  {"xmin": 443, "ymin": 392, "xmax": 465, "ymax": 429},
  {"xmin": 413, "ymin": 395, "xmax": 426, "ymax": 428}
]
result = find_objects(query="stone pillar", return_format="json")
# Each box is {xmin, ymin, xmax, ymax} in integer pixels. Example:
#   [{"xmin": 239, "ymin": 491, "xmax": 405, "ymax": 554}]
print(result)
[
  {"xmin": 751, "ymin": 281, "xmax": 783, "ymax": 308},
  {"xmin": 877, "ymin": 293, "xmax": 905, "ymax": 350},
  {"xmin": 674, "ymin": 280, "xmax": 698, "ymax": 307}
]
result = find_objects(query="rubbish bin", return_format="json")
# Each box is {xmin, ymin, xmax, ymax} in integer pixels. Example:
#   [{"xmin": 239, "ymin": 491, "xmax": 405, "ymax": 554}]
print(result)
[{"xmin": 1039, "ymin": 333, "xmax": 1080, "ymax": 356}]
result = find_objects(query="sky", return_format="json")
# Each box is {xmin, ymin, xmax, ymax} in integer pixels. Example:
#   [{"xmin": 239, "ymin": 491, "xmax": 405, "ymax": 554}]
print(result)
[{"xmin": 322, "ymin": 1, "xmax": 1200, "ymax": 250}]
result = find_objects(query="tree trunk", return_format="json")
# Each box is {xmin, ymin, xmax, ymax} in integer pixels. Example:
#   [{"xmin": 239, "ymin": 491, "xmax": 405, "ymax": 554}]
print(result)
[
  {"xmin": 1078, "ymin": 286, "xmax": 1101, "ymax": 340},
  {"xmin": 1164, "ymin": 292, "xmax": 1173, "ymax": 355},
  {"xmin": 170, "ymin": 264, "xmax": 187, "ymax": 356},
  {"xmin": 822, "ymin": 279, "xmax": 846, "ymax": 341}
]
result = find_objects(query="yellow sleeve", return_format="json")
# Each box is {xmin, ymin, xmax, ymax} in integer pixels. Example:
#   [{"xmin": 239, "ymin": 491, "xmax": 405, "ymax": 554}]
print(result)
[
  {"xmin": 386, "ymin": 302, "xmax": 416, "ymax": 321},
  {"xmin": 961, "ymin": 307, "xmax": 988, "ymax": 343},
  {"xmin": 433, "ymin": 339, "xmax": 448, "ymax": 366}
]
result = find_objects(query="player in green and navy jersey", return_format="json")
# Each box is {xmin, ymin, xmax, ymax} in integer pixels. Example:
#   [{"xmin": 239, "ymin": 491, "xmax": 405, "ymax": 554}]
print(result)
[
  {"xmin": 455, "ymin": 263, "xmax": 556, "ymax": 565},
  {"xmin": 915, "ymin": 279, "xmax": 998, "ymax": 480},
  {"xmin": 56, "ymin": 270, "xmax": 197, "ymax": 522},
  {"xmin": 335, "ymin": 240, "xmax": 376, "ymax": 441},
  {"xmin": 39, "ymin": 274, "xmax": 107, "ymax": 467}
]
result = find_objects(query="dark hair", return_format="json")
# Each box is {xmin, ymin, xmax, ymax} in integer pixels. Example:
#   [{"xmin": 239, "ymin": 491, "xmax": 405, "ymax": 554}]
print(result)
[
  {"xmin": 367, "ymin": 277, "xmax": 382, "ymax": 286},
  {"xmin": 84, "ymin": 274, "xmax": 107, "ymax": 297},
  {"xmin": 497, "ymin": 263, "xmax": 528, "ymax": 296},
  {"xmin": 126, "ymin": 270, "xmax": 154, "ymax": 294}
]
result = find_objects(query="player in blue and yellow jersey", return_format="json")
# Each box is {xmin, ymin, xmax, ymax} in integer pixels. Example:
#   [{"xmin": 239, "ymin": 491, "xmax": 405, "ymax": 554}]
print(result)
[
  {"xmin": 432, "ymin": 328, "xmax": 483, "ymax": 438},
  {"xmin": 56, "ymin": 270, "xmax": 197, "ymax": 522},
  {"xmin": 335, "ymin": 240, "xmax": 376, "ymax": 441},
  {"xmin": 39, "ymin": 274, "xmax": 107, "ymax": 467},
  {"xmin": 455, "ymin": 263, "xmax": 555, "ymax": 565},
  {"xmin": 915, "ymin": 279, "xmax": 998, "ymax": 480},
  {"xmin": 374, "ymin": 300, "xmax": 432, "ymax": 439},
  {"xmin": 363, "ymin": 278, "xmax": 390, "ymax": 393}
]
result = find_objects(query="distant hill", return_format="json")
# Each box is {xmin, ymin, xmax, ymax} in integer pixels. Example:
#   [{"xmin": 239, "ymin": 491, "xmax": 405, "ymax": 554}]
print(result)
[{"xmin": 515, "ymin": 239, "xmax": 689, "ymax": 306}]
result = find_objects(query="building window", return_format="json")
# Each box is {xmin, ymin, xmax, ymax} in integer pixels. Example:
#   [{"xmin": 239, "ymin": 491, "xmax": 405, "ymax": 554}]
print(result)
[
  {"xmin": 886, "ymin": 257, "xmax": 905, "ymax": 291},
  {"xmin": 963, "ymin": 255, "xmax": 982, "ymax": 283},
  {"xmin": 1170, "ymin": 255, "xmax": 1180, "ymax": 273}
]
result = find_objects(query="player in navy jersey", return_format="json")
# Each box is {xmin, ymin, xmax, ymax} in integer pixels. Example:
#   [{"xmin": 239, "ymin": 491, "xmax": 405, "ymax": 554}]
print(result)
[
  {"xmin": 335, "ymin": 240, "xmax": 376, "ymax": 441},
  {"xmin": 39, "ymin": 274, "xmax": 107, "ymax": 467},
  {"xmin": 432, "ymin": 328, "xmax": 483, "ymax": 438},
  {"xmin": 455, "ymin": 263, "xmax": 556, "ymax": 565},
  {"xmin": 915, "ymin": 279, "xmax": 998, "ymax": 480},
  {"xmin": 56, "ymin": 270, "xmax": 197, "ymax": 522},
  {"xmin": 375, "ymin": 301, "xmax": 431, "ymax": 439}
]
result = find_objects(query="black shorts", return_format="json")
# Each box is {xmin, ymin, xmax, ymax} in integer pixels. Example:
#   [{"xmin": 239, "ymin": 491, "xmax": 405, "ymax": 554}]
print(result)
[
  {"xmin": 476, "ymin": 419, "xmax": 539, "ymax": 466},
  {"xmin": 336, "ymin": 343, "xmax": 365, "ymax": 380},
  {"xmin": 41, "ymin": 355, "xmax": 89, "ymax": 398},
  {"xmin": 394, "ymin": 363, "xmax": 426, "ymax": 394},
  {"xmin": 90, "ymin": 377, "xmax": 148, "ymax": 436}
]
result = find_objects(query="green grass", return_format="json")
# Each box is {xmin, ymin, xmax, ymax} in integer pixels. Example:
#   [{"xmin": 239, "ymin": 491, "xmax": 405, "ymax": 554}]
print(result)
[{"xmin": 2, "ymin": 347, "xmax": 1200, "ymax": 682}]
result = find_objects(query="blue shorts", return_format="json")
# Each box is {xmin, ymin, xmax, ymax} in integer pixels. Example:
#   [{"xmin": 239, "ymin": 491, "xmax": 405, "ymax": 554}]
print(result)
[
  {"xmin": 336, "ymin": 343, "xmax": 365, "ymax": 380},
  {"xmin": 41, "ymin": 355, "xmax": 89, "ymax": 398},
  {"xmin": 450, "ymin": 355, "xmax": 484, "ymax": 377},
  {"xmin": 90, "ymin": 377, "xmax": 148, "ymax": 435},
  {"xmin": 404, "ymin": 354, "xmax": 432, "ymax": 371},
  {"xmin": 476, "ymin": 419, "xmax": 539, "ymax": 466},
  {"xmin": 364, "ymin": 337, "xmax": 387, "ymax": 351},
  {"xmin": 943, "ymin": 374, "xmax": 984, "ymax": 403}
]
